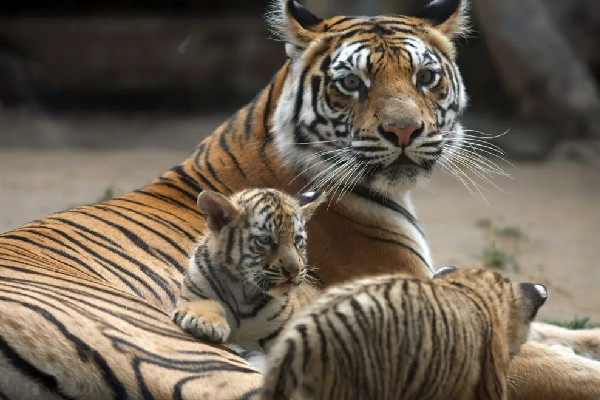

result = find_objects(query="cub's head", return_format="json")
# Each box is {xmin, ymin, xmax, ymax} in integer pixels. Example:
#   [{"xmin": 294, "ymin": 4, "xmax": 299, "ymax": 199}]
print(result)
[
  {"xmin": 197, "ymin": 189, "xmax": 325, "ymax": 296},
  {"xmin": 433, "ymin": 266, "xmax": 548, "ymax": 358},
  {"xmin": 270, "ymin": 0, "xmax": 469, "ymax": 195}
]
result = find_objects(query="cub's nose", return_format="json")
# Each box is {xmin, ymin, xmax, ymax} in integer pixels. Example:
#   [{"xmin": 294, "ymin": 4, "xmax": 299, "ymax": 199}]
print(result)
[
  {"xmin": 381, "ymin": 123, "xmax": 422, "ymax": 146},
  {"xmin": 281, "ymin": 263, "xmax": 300, "ymax": 281}
]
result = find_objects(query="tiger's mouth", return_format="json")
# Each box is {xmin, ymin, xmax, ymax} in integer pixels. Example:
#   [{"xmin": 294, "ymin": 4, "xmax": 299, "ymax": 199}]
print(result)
[
  {"xmin": 377, "ymin": 153, "xmax": 431, "ymax": 178},
  {"xmin": 391, "ymin": 154, "xmax": 420, "ymax": 167},
  {"xmin": 267, "ymin": 280, "xmax": 300, "ymax": 296}
]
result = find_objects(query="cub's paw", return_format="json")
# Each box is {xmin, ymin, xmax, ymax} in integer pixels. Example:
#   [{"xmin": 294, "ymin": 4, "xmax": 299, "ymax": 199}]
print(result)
[{"xmin": 172, "ymin": 306, "xmax": 231, "ymax": 343}]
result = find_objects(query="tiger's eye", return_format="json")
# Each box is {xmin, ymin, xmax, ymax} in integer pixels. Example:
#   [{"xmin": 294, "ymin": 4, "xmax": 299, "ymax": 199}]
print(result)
[
  {"xmin": 341, "ymin": 74, "xmax": 362, "ymax": 91},
  {"xmin": 416, "ymin": 69, "xmax": 435, "ymax": 86}
]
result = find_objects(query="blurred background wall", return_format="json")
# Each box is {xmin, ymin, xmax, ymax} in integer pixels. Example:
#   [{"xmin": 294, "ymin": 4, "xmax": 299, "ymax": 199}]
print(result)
[{"xmin": 0, "ymin": 0, "xmax": 599, "ymax": 156}]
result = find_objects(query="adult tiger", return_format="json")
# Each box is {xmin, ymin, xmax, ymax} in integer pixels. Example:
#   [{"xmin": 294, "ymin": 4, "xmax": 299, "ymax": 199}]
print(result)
[{"xmin": 0, "ymin": 1, "xmax": 598, "ymax": 400}]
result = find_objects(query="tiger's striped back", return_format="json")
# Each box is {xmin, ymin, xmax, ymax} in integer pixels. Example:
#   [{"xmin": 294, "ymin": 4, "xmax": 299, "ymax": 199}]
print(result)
[{"xmin": 261, "ymin": 268, "xmax": 548, "ymax": 400}]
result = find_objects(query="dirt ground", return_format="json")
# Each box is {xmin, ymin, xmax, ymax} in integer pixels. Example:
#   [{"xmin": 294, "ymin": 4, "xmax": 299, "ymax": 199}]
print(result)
[{"xmin": 1, "ymin": 144, "xmax": 599, "ymax": 323}]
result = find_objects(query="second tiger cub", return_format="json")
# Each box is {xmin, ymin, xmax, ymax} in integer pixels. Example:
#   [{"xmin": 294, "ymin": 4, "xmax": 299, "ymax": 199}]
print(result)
[{"xmin": 172, "ymin": 188, "xmax": 324, "ymax": 351}]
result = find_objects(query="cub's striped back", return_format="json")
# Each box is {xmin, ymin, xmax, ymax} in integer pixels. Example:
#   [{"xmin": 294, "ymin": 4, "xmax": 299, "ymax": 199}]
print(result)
[{"xmin": 262, "ymin": 268, "xmax": 548, "ymax": 400}]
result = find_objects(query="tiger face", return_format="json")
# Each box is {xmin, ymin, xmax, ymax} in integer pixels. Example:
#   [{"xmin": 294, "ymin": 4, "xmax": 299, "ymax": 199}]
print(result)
[
  {"xmin": 197, "ymin": 189, "xmax": 324, "ymax": 296},
  {"xmin": 271, "ymin": 0, "xmax": 468, "ymax": 194}
]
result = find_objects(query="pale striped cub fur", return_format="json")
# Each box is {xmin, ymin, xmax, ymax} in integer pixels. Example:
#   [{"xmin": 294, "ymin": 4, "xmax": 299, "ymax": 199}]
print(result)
[
  {"xmin": 262, "ymin": 267, "xmax": 548, "ymax": 400},
  {"xmin": 172, "ymin": 188, "xmax": 324, "ymax": 351}
]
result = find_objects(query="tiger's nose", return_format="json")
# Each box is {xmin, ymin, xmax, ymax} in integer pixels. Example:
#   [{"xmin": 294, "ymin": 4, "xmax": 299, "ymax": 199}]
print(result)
[{"xmin": 382, "ymin": 123, "xmax": 422, "ymax": 146}]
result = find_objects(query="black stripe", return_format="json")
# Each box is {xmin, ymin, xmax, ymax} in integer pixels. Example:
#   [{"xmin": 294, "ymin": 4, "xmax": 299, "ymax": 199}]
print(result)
[
  {"xmin": 296, "ymin": 324, "xmax": 311, "ymax": 372},
  {"xmin": 0, "ymin": 280, "xmax": 188, "ymax": 341},
  {"xmin": 168, "ymin": 165, "xmax": 203, "ymax": 195},
  {"xmin": 196, "ymin": 248, "xmax": 240, "ymax": 325},
  {"xmin": 219, "ymin": 120, "xmax": 247, "ymax": 178},
  {"xmin": 135, "ymin": 189, "xmax": 197, "ymax": 214},
  {"xmin": 323, "ymin": 16, "xmax": 359, "ymax": 30},
  {"xmin": 109, "ymin": 201, "xmax": 197, "ymax": 242},
  {"xmin": 244, "ymin": 98, "xmax": 258, "ymax": 141},
  {"xmin": 73, "ymin": 208, "xmax": 185, "ymax": 275},
  {"xmin": 273, "ymin": 339, "xmax": 298, "ymax": 398},
  {"xmin": 47, "ymin": 217, "xmax": 124, "ymax": 249},
  {"xmin": 337, "ymin": 26, "xmax": 417, "ymax": 40},
  {"xmin": 349, "ymin": 185, "xmax": 424, "ymax": 236},
  {"xmin": 0, "ymin": 297, "xmax": 128, "ymax": 400},
  {"xmin": 95, "ymin": 205, "xmax": 188, "ymax": 257},
  {"xmin": 0, "ymin": 333, "xmax": 75, "ymax": 400},
  {"xmin": 258, "ymin": 325, "xmax": 283, "ymax": 350},
  {"xmin": 225, "ymin": 229, "xmax": 235, "ymax": 264},
  {"xmin": 183, "ymin": 278, "xmax": 208, "ymax": 300},
  {"xmin": 259, "ymin": 78, "xmax": 278, "ymax": 177},
  {"xmin": 204, "ymin": 143, "xmax": 233, "ymax": 194},
  {"xmin": 189, "ymin": 167, "xmax": 221, "ymax": 193},
  {"xmin": 1, "ymin": 235, "xmax": 105, "ymax": 280},
  {"xmin": 331, "ymin": 209, "xmax": 417, "ymax": 245},
  {"xmin": 293, "ymin": 66, "xmax": 310, "ymax": 124},
  {"xmin": 156, "ymin": 178, "xmax": 198, "ymax": 204},
  {"xmin": 37, "ymin": 223, "xmax": 163, "ymax": 301},
  {"xmin": 0, "ymin": 263, "xmax": 175, "ymax": 320},
  {"xmin": 313, "ymin": 314, "xmax": 329, "ymax": 366},
  {"xmin": 357, "ymin": 232, "xmax": 430, "ymax": 271}
]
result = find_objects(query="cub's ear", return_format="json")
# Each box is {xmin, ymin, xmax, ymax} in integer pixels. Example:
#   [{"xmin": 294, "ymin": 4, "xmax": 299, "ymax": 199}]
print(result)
[
  {"xmin": 197, "ymin": 191, "xmax": 240, "ymax": 232},
  {"xmin": 432, "ymin": 265, "xmax": 458, "ymax": 278},
  {"xmin": 296, "ymin": 190, "xmax": 326, "ymax": 220},
  {"xmin": 415, "ymin": 0, "xmax": 470, "ymax": 39},
  {"xmin": 268, "ymin": 0, "xmax": 324, "ymax": 57},
  {"xmin": 519, "ymin": 283, "xmax": 548, "ymax": 320}
]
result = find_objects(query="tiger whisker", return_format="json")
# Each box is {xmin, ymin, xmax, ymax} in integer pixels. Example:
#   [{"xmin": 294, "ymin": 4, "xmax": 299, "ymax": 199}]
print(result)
[
  {"xmin": 301, "ymin": 153, "xmax": 354, "ymax": 194},
  {"xmin": 439, "ymin": 155, "xmax": 489, "ymax": 203},
  {"xmin": 334, "ymin": 159, "xmax": 372, "ymax": 203},
  {"xmin": 289, "ymin": 148, "xmax": 352, "ymax": 184},
  {"xmin": 443, "ymin": 147, "xmax": 509, "ymax": 180},
  {"xmin": 436, "ymin": 155, "xmax": 481, "ymax": 198},
  {"xmin": 327, "ymin": 158, "xmax": 362, "ymax": 205},
  {"xmin": 444, "ymin": 145, "xmax": 511, "ymax": 181}
]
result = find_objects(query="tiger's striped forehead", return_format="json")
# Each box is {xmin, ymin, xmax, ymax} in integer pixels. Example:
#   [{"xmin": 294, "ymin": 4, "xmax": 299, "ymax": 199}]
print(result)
[
  {"xmin": 231, "ymin": 189, "xmax": 303, "ymax": 234},
  {"xmin": 310, "ymin": 16, "xmax": 456, "ymax": 75},
  {"xmin": 319, "ymin": 15, "xmax": 453, "ymax": 57}
]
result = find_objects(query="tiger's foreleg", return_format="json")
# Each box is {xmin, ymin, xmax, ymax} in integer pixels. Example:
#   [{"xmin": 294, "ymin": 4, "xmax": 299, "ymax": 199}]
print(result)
[{"xmin": 508, "ymin": 342, "xmax": 600, "ymax": 400}]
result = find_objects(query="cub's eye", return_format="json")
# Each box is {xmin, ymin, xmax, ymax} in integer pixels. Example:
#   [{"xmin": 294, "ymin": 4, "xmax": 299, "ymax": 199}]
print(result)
[
  {"xmin": 256, "ymin": 235, "xmax": 272, "ymax": 246},
  {"xmin": 416, "ymin": 69, "xmax": 436, "ymax": 86},
  {"xmin": 340, "ymin": 74, "xmax": 363, "ymax": 91},
  {"xmin": 294, "ymin": 235, "xmax": 305, "ymax": 247}
]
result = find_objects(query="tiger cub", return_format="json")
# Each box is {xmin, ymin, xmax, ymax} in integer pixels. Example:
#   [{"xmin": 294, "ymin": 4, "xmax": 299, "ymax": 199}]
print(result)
[
  {"xmin": 172, "ymin": 188, "xmax": 324, "ymax": 351},
  {"xmin": 262, "ymin": 267, "xmax": 548, "ymax": 400}
]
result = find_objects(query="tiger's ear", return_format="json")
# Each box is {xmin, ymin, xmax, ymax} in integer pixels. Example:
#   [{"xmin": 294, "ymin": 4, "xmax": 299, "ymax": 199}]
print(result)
[
  {"xmin": 268, "ymin": 0, "xmax": 324, "ymax": 57},
  {"xmin": 518, "ymin": 283, "xmax": 548, "ymax": 320},
  {"xmin": 415, "ymin": 0, "xmax": 470, "ymax": 39},
  {"xmin": 197, "ymin": 191, "xmax": 240, "ymax": 232},
  {"xmin": 296, "ymin": 190, "xmax": 326, "ymax": 220}
]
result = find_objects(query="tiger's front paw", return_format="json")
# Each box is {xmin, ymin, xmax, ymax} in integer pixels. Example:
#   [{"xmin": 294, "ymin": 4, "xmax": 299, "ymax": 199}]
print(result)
[{"xmin": 171, "ymin": 301, "xmax": 231, "ymax": 343}]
